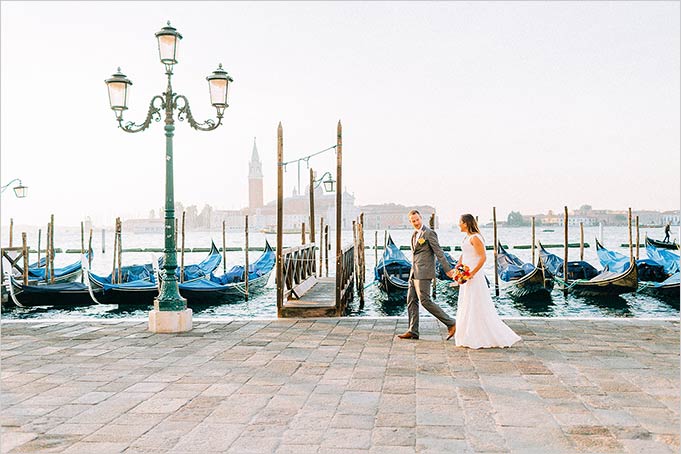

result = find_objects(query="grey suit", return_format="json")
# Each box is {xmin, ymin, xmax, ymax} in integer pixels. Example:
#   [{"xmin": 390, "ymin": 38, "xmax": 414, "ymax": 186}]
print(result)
[{"xmin": 407, "ymin": 226, "xmax": 455, "ymax": 336}]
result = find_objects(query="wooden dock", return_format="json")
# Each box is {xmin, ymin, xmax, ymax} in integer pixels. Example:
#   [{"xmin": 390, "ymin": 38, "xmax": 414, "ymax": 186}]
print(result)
[{"xmin": 281, "ymin": 277, "xmax": 337, "ymax": 318}]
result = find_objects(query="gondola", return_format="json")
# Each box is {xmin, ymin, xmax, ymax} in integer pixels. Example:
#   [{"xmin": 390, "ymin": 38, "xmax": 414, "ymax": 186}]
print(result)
[
  {"xmin": 645, "ymin": 236, "xmax": 680, "ymax": 251},
  {"xmin": 178, "ymin": 241, "xmax": 275, "ymax": 305},
  {"xmin": 4, "ymin": 266, "xmax": 101, "ymax": 308},
  {"xmin": 645, "ymin": 238, "xmax": 680, "ymax": 275},
  {"xmin": 160, "ymin": 241, "xmax": 222, "ymax": 282},
  {"xmin": 496, "ymin": 242, "xmax": 553, "ymax": 299},
  {"xmin": 374, "ymin": 235, "xmax": 411, "ymax": 297},
  {"xmin": 85, "ymin": 260, "xmax": 159, "ymax": 306},
  {"xmin": 538, "ymin": 241, "xmax": 638, "ymax": 297},
  {"xmin": 639, "ymin": 272, "xmax": 680, "ymax": 303},
  {"xmin": 22, "ymin": 249, "xmax": 94, "ymax": 285},
  {"xmin": 595, "ymin": 238, "xmax": 667, "ymax": 282}
]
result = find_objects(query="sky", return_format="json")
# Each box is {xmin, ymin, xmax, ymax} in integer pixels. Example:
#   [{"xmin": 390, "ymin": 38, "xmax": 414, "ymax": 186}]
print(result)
[{"xmin": 1, "ymin": 1, "xmax": 679, "ymax": 228}]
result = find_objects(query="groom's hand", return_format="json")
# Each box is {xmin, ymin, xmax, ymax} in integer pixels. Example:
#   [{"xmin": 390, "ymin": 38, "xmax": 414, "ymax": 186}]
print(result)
[{"xmin": 446, "ymin": 270, "xmax": 455, "ymax": 279}]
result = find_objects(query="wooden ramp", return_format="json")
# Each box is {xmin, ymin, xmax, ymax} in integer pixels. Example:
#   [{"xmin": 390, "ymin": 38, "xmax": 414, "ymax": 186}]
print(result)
[{"xmin": 281, "ymin": 277, "xmax": 337, "ymax": 318}]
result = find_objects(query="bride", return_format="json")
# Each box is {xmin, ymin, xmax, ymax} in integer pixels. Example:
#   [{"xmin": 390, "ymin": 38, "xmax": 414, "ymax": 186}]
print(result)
[{"xmin": 454, "ymin": 214, "xmax": 521, "ymax": 349}]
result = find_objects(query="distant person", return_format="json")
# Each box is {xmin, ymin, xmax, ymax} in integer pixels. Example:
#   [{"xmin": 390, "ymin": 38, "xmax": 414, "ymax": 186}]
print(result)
[
  {"xmin": 664, "ymin": 222, "xmax": 671, "ymax": 242},
  {"xmin": 397, "ymin": 210, "xmax": 456, "ymax": 340},
  {"xmin": 453, "ymin": 214, "xmax": 521, "ymax": 349}
]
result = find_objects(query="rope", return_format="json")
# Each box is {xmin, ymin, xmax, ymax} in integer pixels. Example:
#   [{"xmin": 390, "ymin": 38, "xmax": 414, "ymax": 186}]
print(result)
[{"xmin": 279, "ymin": 145, "xmax": 337, "ymax": 167}]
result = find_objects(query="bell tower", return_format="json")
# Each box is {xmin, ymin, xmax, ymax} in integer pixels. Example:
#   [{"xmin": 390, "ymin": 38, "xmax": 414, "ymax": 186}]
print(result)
[{"xmin": 248, "ymin": 137, "xmax": 264, "ymax": 211}]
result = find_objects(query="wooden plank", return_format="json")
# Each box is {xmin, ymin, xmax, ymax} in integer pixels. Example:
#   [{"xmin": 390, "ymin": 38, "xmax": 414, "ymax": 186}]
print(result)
[{"xmin": 291, "ymin": 275, "xmax": 317, "ymax": 300}]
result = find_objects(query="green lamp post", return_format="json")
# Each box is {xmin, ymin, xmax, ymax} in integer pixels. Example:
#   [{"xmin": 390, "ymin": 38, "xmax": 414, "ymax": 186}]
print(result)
[{"xmin": 105, "ymin": 22, "xmax": 233, "ymax": 331}]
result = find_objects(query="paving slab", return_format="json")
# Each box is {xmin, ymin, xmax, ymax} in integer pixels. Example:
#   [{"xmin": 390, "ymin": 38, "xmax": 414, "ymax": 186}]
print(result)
[{"xmin": 1, "ymin": 317, "xmax": 678, "ymax": 453}]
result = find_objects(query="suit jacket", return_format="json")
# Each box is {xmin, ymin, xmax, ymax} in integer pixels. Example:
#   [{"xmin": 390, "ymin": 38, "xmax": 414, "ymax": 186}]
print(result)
[{"xmin": 410, "ymin": 226, "xmax": 452, "ymax": 280}]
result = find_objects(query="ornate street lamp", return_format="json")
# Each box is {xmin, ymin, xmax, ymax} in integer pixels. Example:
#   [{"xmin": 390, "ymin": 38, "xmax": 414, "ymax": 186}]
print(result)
[
  {"xmin": 1, "ymin": 178, "xmax": 28, "ymax": 198},
  {"xmin": 313, "ymin": 171, "xmax": 336, "ymax": 193},
  {"xmin": 105, "ymin": 21, "xmax": 233, "ymax": 333}
]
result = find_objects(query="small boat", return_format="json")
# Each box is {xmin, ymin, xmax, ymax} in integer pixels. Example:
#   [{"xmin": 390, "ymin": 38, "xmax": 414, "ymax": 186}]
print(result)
[
  {"xmin": 86, "ymin": 260, "xmax": 159, "ymax": 306},
  {"xmin": 639, "ymin": 272, "xmax": 680, "ymax": 304},
  {"xmin": 645, "ymin": 238, "xmax": 680, "ymax": 275},
  {"xmin": 645, "ymin": 236, "xmax": 680, "ymax": 251},
  {"xmin": 435, "ymin": 252, "xmax": 457, "ymax": 281},
  {"xmin": 178, "ymin": 241, "xmax": 275, "ymax": 305},
  {"xmin": 374, "ymin": 235, "xmax": 411, "ymax": 297},
  {"xmin": 23, "ymin": 250, "xmax": 94, "ymax": 284},
  {"xmin": 160, "ymin": 241, "xmax": 222, "ymax": 282},
  {"xmin": 538, "ymin": 241, "xmax": 638, "ymax": 297},
  {"xmin": 4, "ymin": 268, "xmax": 101, "ymax": 308},
  {"xmin": 595, "ymin": 239, "xmax": 667, "ymax": 283},
  {"xmin": 496, "ymin": 242, "xmax": 553, "ymax": 299}
]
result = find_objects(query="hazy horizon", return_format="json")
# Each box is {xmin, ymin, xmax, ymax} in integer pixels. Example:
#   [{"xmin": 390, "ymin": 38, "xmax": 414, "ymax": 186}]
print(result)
[{"xmin": 2, "ymin": 2, "xmax": 679, "ymax": 228}]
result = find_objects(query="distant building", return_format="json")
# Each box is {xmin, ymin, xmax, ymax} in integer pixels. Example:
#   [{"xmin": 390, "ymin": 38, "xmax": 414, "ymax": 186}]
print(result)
[
  {"xmin": 360, "ymin": 204, "xmax": 437, "ymax": 230},
  {"xmin": 248, "ymin": 138, "xmax": 264, "ymax": 211}
]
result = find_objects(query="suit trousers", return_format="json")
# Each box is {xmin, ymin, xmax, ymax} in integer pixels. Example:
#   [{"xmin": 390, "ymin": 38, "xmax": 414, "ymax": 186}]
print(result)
[{"xmin": 406, "ymin": 278, "xmax": 456, "ymax": 336}]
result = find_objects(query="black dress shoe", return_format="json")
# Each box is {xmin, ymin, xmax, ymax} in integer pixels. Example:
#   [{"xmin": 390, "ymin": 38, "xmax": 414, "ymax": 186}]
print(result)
[{"xmin": 397, "ymin": 332, "xmax": 419, "ymax": 340}]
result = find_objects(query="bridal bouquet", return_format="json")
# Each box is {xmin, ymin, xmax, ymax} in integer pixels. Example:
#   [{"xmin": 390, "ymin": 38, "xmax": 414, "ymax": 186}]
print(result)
[{"xmin": 453, "ymin": 263, "xmax": 472, "ymax": 285}]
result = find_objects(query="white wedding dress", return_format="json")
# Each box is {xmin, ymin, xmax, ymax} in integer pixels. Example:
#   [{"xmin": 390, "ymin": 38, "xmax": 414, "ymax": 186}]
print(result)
[{"xmin": 455, "ymin": 233, "xmax": 521, "ymax": 349}]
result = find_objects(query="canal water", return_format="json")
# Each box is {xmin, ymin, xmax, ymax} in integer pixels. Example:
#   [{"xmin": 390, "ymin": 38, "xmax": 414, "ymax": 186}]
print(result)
[{"xmin": 2, "ymin": 224, "xmax": 678, "ymax": 319}]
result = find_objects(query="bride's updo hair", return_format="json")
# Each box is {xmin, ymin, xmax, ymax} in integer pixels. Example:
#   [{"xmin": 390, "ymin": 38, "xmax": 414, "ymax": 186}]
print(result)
[{"xmin": 460, "ymin": 214, "xmax": 481, "ymax": 234}]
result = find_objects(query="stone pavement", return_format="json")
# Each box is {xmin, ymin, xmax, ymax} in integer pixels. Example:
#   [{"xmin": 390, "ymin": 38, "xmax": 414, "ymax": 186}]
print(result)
[{"xmin": 1, "ymin": 318, "xmax": 678, "ymax": 454}]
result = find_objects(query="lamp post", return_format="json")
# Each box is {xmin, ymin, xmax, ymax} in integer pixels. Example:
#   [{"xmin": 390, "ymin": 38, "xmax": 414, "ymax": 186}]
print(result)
[
  {"xmin": 1, "ymin": 179, "xmax": 28, "ymax": 198},
  {"xmin": 312, "ymin": 172, "xmax": 336, "ymax": 193},
  {"xmin": 105, "ymin": 22, "xmax": 233, "ymax": 333}
]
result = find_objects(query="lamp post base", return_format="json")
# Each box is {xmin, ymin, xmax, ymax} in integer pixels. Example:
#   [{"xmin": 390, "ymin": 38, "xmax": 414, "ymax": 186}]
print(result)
[{"xmin": 148, "ymin": 308, "xmax": 193, "ymax": 333}]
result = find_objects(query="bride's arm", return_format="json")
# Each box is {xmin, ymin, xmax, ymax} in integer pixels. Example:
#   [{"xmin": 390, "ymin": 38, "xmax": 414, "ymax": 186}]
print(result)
[{"xmin": 469, "ymin": 236, "xmax": 486, "ymax": 278}]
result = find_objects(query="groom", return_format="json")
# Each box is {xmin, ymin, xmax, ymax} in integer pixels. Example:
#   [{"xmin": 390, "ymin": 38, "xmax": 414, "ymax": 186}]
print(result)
[{"xmin": 398, "ymin": 210, "xmax": 457, "ymax": 340}]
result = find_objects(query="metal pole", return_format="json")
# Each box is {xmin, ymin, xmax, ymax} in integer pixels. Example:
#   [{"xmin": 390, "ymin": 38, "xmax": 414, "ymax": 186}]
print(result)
[
  {"xmin": 155, "ymin": 73, "xmax": 186, "ymax": 312},
  {"xmin": 492, "ymin": 207, "xmax": 499, "ymax": 296},
  {"xmin": 276, "ymin": 122, "xmax": 284, "ymax": 316}
]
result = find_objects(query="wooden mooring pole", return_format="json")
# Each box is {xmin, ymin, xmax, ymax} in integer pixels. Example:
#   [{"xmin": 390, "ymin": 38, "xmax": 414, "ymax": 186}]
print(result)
[
  {"xmin": 22, "ymin": 232, "xmax": 28, "ymax": 285},
  {"xmin": 636, "ymin": 214, "xmax": 641, "ymax": 260},
  {"xmin": 301, "ymin": 222, "xmax": 306, "ymax": 245},
  {"xmin": 319, "ymin": 217, "xmax": 324, "ymax": 276},
  {"xmin": 180, "ymin": 211, "xmax": 186, "ymax": 283},
  {"xmin": 9, "ymin": 218, "xmax": 13, "ymax": 247},
  {"xmin": 324, "ymin": 225, "xmax": 329, "ymax": 277},
  {"xmin": 531, "ymin": 217, "xmax": 535, "ymax": 264},
  {"xmin": 628, "ymin": 208, "xmax": 633, "ymax": 263},
  {"xmin": 50, "ymin": 214, "xmax": 55, "ymax": 283},
  {"xmin": 80, "ymin": 221, "xmax": 85, "ymax": 283},
  {"xmin": 111, "ymin": 219, "xmax": 118, "ymax": 284},
  {"xmin": 222, "ymin": 220, "xmax": 227, "ymax": 273},
  {"xmin": 430, "ymin": 213, "xmax": 437, "ymax": 298},
  {"xmin": 335, "ymin": 120, "xmax": 343, "ymax": 315},
  {"xmin": 579, "ymin": 222, "xmax": 584, "ymax": 261},
  {"xmin": 492, "ymin": 207, "xmax": 499, "ymax": 296},
  {"xmin": 88, "ymin": 228, "xmax": 93, "ymax": 266},
  {"xmin": 309, "ymin": 168, "xmax": 315, "ymax": 249},
  {"xmin": 276, "ymin": 122, "xmax": 284, "ymax": 316},
  {"xmin": 37, "ymin": 228, "xmax": 42, "ymax": 270},
  {"xmin": 245, "ymin": 214, "xmax": 249, "ymax": 301},
  {"xmin": 563, "ymin": 207, "xmax": 568, "ymax": 297}
]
